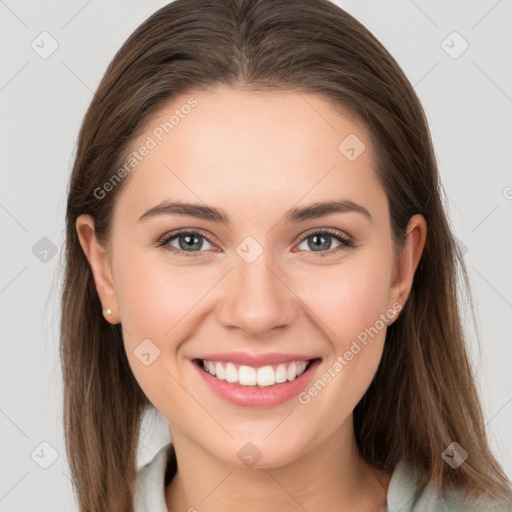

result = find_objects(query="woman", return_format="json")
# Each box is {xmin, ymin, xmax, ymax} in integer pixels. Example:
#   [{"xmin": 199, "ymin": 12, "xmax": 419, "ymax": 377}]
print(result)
[{"xmin": 60, "ymin": 0, "xmax": 512, "ymax": 510}]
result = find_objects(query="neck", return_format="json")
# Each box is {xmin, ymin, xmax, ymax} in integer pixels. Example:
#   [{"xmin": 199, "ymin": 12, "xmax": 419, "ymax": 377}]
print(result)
[{"xmin": 165, "ymin": 418, "xmax": 391, "ymax": 512}]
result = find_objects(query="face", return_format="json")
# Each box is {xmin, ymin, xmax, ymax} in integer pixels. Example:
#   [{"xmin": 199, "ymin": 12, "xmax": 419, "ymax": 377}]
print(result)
[{"xmin": 78, "ymin": 86, "xmax": 424, "ymax": 469}]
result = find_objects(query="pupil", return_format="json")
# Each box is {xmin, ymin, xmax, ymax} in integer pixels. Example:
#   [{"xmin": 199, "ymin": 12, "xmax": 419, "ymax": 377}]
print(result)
[
  {"xmin": 180, "ymin": 234, "xmax": 202, "ymax": 251},
  {"xmin": 310, "ymin": 234, "xmax": 330, "ymax": 251},
  {"xmin": 176, "ymin": 234, "xmax": 332, "ymax": 252}
]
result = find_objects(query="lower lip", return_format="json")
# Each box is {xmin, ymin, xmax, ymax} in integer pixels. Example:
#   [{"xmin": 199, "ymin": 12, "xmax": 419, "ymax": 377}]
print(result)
[{"xmin": 193, "ymin": 359, "xmax": 321, "ymax": 408}]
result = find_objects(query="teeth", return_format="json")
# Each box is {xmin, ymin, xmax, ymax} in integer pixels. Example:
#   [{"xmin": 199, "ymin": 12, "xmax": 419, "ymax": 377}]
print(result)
[
  {"xmin": 200, "ymin": 359, "xmax": 311, "ymax": 387},
  {"xmin": 287, "ymin": 362, "xmax": 297, "ymax": 381},
  {"xmin": 257, "ymin": 365, "xmax": 275, "ymax": 387},
  {"xmin": 215, "ymin": 362, "xmax": 226, "ymax": 380},
  {"xmin": 225, "ymin": 362, "xmax": 238, "ymax": 383},
  {"xmin": 239, "ymin": 366, "xmax": 257, "ymax": 386},
  {"xmin": 297, "ymin": 361, "xmax": 307, "ymax": 374},
  {"xmin": 275, "ymin": 364, "xmax": 287, "ymax": 383}
]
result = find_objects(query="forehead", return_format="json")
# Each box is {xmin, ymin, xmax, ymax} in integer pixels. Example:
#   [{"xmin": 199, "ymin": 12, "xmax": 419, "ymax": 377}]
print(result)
[{"xmin": 115, "ymin": 86, "xmax": 386, "ymax": 221}]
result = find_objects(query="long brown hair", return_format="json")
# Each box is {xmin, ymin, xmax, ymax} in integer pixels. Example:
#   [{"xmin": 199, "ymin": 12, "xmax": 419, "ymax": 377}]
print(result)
[{"xmin": 60, "ymin": 0, "xmax": 512, "ymax": 510}]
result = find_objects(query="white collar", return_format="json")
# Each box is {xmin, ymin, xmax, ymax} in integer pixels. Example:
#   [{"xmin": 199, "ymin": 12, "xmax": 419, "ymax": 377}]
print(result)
[{"xmin": 134, "ymin": 442, "xmax": 494, "ymax": 511}]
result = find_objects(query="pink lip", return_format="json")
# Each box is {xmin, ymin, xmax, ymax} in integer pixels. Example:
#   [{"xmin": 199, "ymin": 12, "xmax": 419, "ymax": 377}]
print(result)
[
  {"xmin": 192, "ymin": 357, "xmax": 321, "ymax": 409},
  {"xmin": 195, "ymin": 351, "xmax": 315, "ymax": 367}
]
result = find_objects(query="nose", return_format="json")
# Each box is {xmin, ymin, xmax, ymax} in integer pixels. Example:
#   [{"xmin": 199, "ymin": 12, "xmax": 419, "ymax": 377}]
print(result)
[{"xmin": 217, "ymin": 250, "xmax": 300, "ymax": 338}]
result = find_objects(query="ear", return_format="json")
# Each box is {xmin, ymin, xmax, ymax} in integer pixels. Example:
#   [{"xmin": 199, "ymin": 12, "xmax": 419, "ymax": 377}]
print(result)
[
  {"xmin": 76, "ymin": 214, "xmax": 120, "ymax": 324},
  {"xmin": 387, "ymin": 214, "xmax": 427, "ymax": 318}
]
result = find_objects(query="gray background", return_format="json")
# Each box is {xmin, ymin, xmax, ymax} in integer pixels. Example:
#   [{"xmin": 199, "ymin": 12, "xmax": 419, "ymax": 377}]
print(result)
[{"xmin": 1, "ymin": 0, "xmax": 511, "ymax": 510}]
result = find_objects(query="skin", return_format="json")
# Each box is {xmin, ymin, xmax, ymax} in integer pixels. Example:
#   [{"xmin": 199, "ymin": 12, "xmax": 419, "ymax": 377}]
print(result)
[{"xmin": 76, "ymin": 86, "xmax": 427, "ymax": 512}]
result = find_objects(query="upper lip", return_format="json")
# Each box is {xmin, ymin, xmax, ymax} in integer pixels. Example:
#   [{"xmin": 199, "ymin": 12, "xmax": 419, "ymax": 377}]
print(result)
[{"xmin": 194, "ymin": 352, "xmax": 318, "ymax": 367}]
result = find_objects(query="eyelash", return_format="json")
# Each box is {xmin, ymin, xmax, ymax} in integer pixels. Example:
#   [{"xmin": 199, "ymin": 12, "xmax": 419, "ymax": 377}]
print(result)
[{"xmin": 156, "ymin": 228, "xmax": 355, "ymax": 258}]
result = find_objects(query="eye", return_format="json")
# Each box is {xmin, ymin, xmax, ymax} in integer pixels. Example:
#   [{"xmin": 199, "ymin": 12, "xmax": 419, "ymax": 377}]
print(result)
[
  {"xmin": 157, "ymin": 228, "xmax": 354, "ymax": 258},
  {"xmin": 158, "ymin": 230, "xmax": 216, "ymax": 257},
  {"xmin": 294, "ymin": 229, "xmax": 354, "ymax": 257}
]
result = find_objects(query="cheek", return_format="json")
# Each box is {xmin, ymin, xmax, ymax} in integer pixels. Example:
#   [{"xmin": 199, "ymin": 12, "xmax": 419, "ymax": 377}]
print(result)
[
  {"xmin": 112, "ymin": 247, "xmax": 225, "ymax": 395},
  {"xmin": 112, "ymin": 251, "xmax": 209, "ymax": 419},
  {"xmin": 294, "ymin": 253, "xmax": 393, "ymax": 401},
  {"xmin": 110, "ymin": 248, "xmax": 184, "ymax": 380},
  {"xmin": 292, "ymin": 286, "xmax": 387, "ymax": 431},
  {"xmin": 300, "ymin": 253, "xmax": 392, "ymax": 347},
  {"xmin": 113, "ymin": 247, "xmax": 205, "ymax": 340},
  {"xmin": 112, "ymin": 234, "xmax": 394, "ymax": 417}
]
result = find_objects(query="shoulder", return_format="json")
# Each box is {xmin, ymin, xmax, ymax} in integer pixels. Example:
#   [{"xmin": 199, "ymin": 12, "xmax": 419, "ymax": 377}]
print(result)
[
  {"xmin": 387, "ymin": 460, "xmax": 511, "ymax": 511},
  {"xmin": 134, "ymin": 443, "xmax": 174, "ymax": 512}
]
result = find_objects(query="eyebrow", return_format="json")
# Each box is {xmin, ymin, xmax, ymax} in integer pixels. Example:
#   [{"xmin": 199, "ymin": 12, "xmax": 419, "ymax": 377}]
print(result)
[{"xmin": 138, "ymin": 199, "xmax": 373, "ymax": 225}]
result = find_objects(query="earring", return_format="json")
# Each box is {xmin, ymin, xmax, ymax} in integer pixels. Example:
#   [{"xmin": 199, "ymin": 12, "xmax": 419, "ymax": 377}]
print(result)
[{"xmin": 104, "ymin": 308, "xmax": 112, "ymax": 315}]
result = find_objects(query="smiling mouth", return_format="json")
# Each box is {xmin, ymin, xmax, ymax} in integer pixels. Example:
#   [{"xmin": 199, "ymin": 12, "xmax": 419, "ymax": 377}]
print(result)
[{"xmin": 193, "ymin": 358, "xmax": 319, "ymax": 388}]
